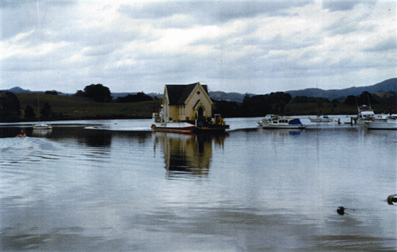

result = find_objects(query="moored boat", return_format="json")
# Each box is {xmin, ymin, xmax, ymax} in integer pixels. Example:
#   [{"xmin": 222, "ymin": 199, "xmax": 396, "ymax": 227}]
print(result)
[
  {"xmin": 151, "ymin": 122, "xmax": 197, "ymax": 133},
  {"xmin": 356, "ymin": 105, "xmax": 375, "ymax": 124},
  {"xmin": 364, "ymin": 116, "xmax": 397, "ymax": 130},
  {"xmin": 258, "ymin": 115, "xmax": 306, "ymax": 129},
  {"xmin": 33, "ymin": 122, "xmax": 52, "ymax": 130},
  {"xmin": 151, "ymin": 112, "xmax": 196, "ymax": 133},
  {"xmin": 194, "ymin": 114, "xmax": 229, "ymax": 133},
  {"xmin": 309, "ymin": 115, "xmax": 333, "ymax": 123}
]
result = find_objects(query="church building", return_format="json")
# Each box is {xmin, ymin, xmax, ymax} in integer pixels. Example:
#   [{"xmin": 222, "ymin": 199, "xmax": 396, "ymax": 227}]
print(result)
[{"xmin": 162, "ymin": 82, "xmax": 213, "ymax": 122}]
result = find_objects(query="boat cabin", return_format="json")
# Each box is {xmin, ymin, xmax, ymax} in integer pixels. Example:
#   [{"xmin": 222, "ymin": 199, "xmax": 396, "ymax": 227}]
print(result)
[{"xmin": 161, "ymin": 82, "xmax": 213, "ymax": 123}]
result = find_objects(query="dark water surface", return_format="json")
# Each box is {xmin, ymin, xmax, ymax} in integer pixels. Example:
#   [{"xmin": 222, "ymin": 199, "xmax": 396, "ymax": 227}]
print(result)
[{"xmin": 1, "ymin": 118, "xmax": 396, "ymax": 251}]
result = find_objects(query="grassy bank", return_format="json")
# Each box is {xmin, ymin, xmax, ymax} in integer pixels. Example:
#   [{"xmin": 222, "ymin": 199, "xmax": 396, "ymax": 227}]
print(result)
[
  {"xmin": 15, "ymin": 93, "xmax": 396, "ymax": 121},
  {"xmin": 17, "ymin": 93, "xmax": 161, "ymax": 120}
]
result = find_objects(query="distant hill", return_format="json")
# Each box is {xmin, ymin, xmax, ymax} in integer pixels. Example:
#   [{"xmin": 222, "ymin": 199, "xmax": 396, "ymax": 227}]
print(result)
[
  {"xmin": 7, "ymin": 87, "xmax": 33, "ymax": 93},
  {"xmin": 5, "ymin": 77, "xmax": 397, "ymax": 102},
  {"xmin": 208, "ymin": 91, "xmax": 250, "ymax": 102},
  {"xmin": 286, "ymin": 78, "xmax": 397, "ymax": 100},
  {"xmin": 112, "ymin": 92, "xmax": 163, "ymax": 100}
]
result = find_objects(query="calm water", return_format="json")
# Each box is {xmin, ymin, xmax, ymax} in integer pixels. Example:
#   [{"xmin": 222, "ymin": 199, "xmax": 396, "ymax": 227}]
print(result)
[{"xmin": 0, "ymin": 117, "xmax": 396, "ymax": 251}]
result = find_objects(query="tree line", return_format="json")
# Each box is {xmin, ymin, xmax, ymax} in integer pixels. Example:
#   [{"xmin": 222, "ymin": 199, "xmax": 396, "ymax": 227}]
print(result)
[
  {"xmin": 74, "ymin": 84, "xmax": 154, "ymax": 103},
  {"xmin": 1, "ymin": 83, "xmax": 396, "ymax": 122},
  {"xmin": 213, "ymin": 91, "xmax": 397, "ymax": 117}
]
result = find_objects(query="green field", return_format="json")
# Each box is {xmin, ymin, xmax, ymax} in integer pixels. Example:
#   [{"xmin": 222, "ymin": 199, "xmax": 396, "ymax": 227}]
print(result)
[
  {"xmin": 17, "ymin": 93, "xmax": 161, "ymax": 120},
  {"xmin": 15, "ymin": 93, "xmax": 396, "ymax": 121}
]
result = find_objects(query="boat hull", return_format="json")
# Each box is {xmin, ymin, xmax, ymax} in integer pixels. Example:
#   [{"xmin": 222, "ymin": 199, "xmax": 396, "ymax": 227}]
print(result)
[
  {"xmin": 309, "ymin": 117, "xmax": 333, "ymax": 123},
  {"xmin": 365, "ymin": 119, "xmax": 397, "ymax": 130},
  {"xmin": 151, "ymin": 122, "xmax": 196, "ymax": 133},
  {"xmin": 33, "ymin": 123, "xmax": 52, "ymax": 130},
  {"xmin": 194, "ymin": 125, "xmax": 230, "ymax": 133},
  {"xmin": 258, "ymin": 116, "xmax": 306, "ymax": 129},
  {"xmin": 260, "ymin": 125, "xmax": 306, "ymax": 129}
]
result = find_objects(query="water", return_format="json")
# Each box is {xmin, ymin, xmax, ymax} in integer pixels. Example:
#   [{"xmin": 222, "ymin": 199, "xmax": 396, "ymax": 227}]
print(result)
[{"xmin": 0, "ymin": 117, "xmax": 396, "ymax": 251}]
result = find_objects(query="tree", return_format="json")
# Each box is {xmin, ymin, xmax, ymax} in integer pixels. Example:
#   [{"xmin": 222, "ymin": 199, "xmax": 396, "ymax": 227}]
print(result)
[
  {"xmin": 45, "ymin": 90, "xmax": 58, "ymax": 95},
  {"xmin": 84, "ymin": 84, "xmax": 112, "ymax": 102},
  {"xmin": 74, "ymin": 90, "xmax": 85, "ymax": 97},
  {"xmin": 40, "ymin": 102, "xmax": 52, "ymax": 119},
  {"xmin": 344, "ymin": 95, "xmax": 357, "ymax": 105},
  {"xmin": 116, "ymin": 92, "xmax": 153, "ymax": 103},
  {"xmin": 24, "ymin": 105, "xmax": 35, "ymax": 120},
  {"xmin": 269, "ymin": 92, "xmax": 292, "ymax": 113},
  {"xmin": 358, "ymin": 91, "xmax": 378, "ymax": 105},
  {"xmin": 0, "ymin": 91, "xmax": 21, "ymax": 122}
]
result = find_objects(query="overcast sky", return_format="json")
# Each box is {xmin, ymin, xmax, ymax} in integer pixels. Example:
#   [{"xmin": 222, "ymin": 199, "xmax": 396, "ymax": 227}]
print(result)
[{"xmin": 1, "ymin": 0, "xmax": 396, "ymax": 94}]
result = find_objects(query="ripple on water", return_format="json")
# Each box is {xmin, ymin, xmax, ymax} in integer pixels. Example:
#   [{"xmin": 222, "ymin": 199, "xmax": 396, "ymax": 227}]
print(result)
[{"xmin": 0, "ymin": 137, "xmax": 62, "ymax": 165}]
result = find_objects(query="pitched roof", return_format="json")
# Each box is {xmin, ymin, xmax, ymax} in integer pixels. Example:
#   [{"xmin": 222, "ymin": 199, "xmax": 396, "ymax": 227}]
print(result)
[{"xmin": 165, "ymin": 82, "xmax": 209, "ymax": 105}]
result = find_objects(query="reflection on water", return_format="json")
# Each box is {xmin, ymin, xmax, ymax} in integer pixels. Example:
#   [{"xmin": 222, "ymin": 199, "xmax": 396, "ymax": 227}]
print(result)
[
  {"xmin": 81, "ymin": 130, "xmax": 112, "ymax": 147},
  {"xmin": 154, "ymin": 133, "xmax": 227, "ymax": 177},
  {"xmin": 32, "ymin": 128, "xmax": 53, "ymax": 137},
  {"xmin": 0, "ymin": 119, "xmax": 396, "ymax": 252}
]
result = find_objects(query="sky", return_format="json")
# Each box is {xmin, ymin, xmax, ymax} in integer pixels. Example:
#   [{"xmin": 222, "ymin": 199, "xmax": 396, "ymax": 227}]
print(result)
[{"xmin": 0, "ymin": 0, "xmax": 396, "ymax": 94}]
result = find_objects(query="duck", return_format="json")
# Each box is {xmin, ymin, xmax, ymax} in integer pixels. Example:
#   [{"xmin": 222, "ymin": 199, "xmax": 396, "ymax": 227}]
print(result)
[
  {"xmin": 387, "ymin": 194, "xmax": 397, "ymax": 205},
  {"xmin": 337, "ymin": 206, "xmax": 346, "ymax": 215}
]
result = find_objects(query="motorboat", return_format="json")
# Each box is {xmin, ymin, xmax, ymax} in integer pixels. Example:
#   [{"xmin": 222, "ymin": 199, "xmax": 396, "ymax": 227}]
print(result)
[
  {"xmin": 258, "ymin": 115, "xmax": 306, "ymax": 129},
  {"xmin": 364, "ymin": 115, "xmax": 397, "ymax": 130},
  {"xmin": 151, "ymin": 122, "xmax": 196, "ymax": 134},
  {"xmin": 151, "ymin": 111, "xmax": 196, "ymax": 133},
  {"xmin": 33, "ymin": 122, "xmax": 52, "ymax": 130},
  {"xmin": 309, "ymin": 115, "xmax": 333, "ymax": 123},
  {"xmin": 194, "ymin": 114, "xmax": 230, "ymax": 133},
  {"xmin": 356, "ymin": 105, "xmax": 375, "ymax": 124}
]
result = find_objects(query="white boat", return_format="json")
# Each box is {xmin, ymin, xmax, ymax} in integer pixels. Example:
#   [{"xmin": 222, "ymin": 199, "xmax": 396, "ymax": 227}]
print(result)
[
  {"xmin": 33, "ymin": 122, "xmax": 52, "ymax": 130},
  {"xmin": 33, "ymin": 94, "xmax": 52, "ymax": 130},
  {"xmin": 309, "ymin": 115, "xmax": 333, "ymax": 123},
  {"xmin": 151, "ymin": 112, "xmax": 196, "ymax": 133},
  {"xmin": 356, "ymin": 105, "xmax": 375, "ymax": 124},
  {"xmin": 364, "ymin": 116, "xmax": 397, "ymax": 130},
  {"xmin": 258, "ymin": 115, "xmax": 306, "ymax": 129}
]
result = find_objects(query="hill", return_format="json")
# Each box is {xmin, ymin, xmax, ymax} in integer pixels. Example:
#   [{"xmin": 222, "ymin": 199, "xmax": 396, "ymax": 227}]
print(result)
[
  {"xmin": 286, "ymin": 78, "xmax": 397, "ymax": 100},
  {"xmin": 5, "ymin": 77, "xmax": 397, "ymax": 102},
  {"xmin": 8, "ymin": 87, "xmax": 33, "ymax": 93},
  {"xmin": 208, "ymin": 91, "xmax": 250, "ymax": 102}
]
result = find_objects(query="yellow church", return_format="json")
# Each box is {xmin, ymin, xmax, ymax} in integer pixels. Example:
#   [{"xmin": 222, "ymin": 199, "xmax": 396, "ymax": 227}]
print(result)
[{"xmin": 161, "ymin": 82, "xmax": 213, "ymax": 123}]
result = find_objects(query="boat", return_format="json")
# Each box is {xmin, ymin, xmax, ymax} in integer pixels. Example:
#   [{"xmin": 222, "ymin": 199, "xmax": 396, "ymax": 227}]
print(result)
[
  {"xmin": 194, "ymin": 114, "xmax": 230, "ymax": 133},
  {"xmin": 33, "ymin": 94, "xmax": 52, "ymax": 130},
  {"xmin": 364, "ymin": 115, "xmax": 397, "ymax": 130},
  {"xmin": 151, "ymin": 111, "xmax": 196, "ymax": 133},
  {"xmin": 258, "ymin": 115, "xmax": 306, "ymax": 129},
  {"xmin": 356, "ymin": 105, "xmax": 375, "ymax": 124},
  {"xmin": 33, "ymin": 122, "xmax": 52, "ymax": 130},
  {"xmin": 151, "ymin": 122, "xmax": 196, "ymax": 134},
  {"xmin": 309, "ymin": 115, "xmax": 333, "ymax": 123}
]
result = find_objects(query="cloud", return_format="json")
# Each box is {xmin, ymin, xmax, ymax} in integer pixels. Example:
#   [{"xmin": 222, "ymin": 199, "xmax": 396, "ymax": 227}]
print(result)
[
  {"xmin": 0, "ymin": 0, "xmax": 395, "ymax": 94},
  {"xmin": 119, "ymin": 1, "xmax": 312, "ymax": 25},
  {"xmin": 363, "ymin": 37, "xmax": 397, "ymax": 52},
  {"xmin": 322, "ymin": 0, "xmax": 360, "ymax": 11}
]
